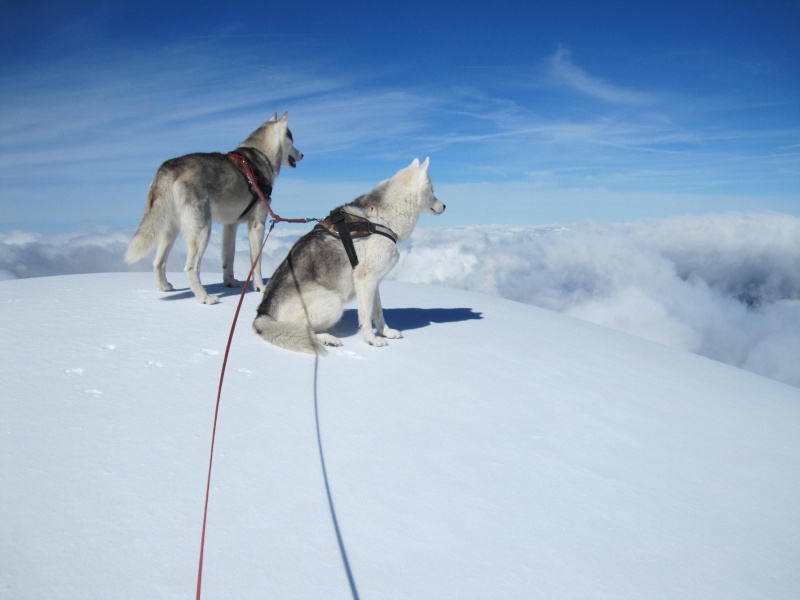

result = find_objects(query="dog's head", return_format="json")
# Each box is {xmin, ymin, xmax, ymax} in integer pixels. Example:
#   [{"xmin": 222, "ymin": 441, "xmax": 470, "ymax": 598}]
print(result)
[
  {"xmin": 409, "ymin": 157, "xmax": 446, "ymax": 216},
  {"xmin": 275, "ymin": 111, "xmax": 303, "ymax": 169},
  {"xmin": 253, "ymin": 112, "xmax": 303, "ymax": 170}
]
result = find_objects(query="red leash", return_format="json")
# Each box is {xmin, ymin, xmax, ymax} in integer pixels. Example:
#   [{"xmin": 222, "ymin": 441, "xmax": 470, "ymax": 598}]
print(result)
[
  {"xmin": 195, "ymin": 171, "xmax": 319, "ymax": 599},
  {"xmin": 195, "ymin": 220, "xmax": 274, "ymax": 600}
]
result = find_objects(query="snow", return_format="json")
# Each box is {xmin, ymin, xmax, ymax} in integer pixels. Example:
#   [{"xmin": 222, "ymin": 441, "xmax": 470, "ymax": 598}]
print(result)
[{"xmin": 2, "ymin": 272, "xmax": 799, "ymax": 599}]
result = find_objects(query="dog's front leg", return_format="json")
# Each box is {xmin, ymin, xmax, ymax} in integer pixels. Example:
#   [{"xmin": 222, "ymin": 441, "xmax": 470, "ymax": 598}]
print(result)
[
  {"xmin": 222, "ymin": 223, "xmax": 239, "ymax": 287},
  {"xmin": 371, "ymin": 287, "xmax": 401, "ymax": 340},
  {"xmin": 247, "ymin": 216, "xmax": 266, "ymax": 292},
  {"xmin": 354, "ymin": 274, "xmax": 389, "ymax": 347}
]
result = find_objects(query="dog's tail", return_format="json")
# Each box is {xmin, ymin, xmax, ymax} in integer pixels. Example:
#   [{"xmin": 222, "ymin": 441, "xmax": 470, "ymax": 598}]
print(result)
[
  {"xmin": 124, "ymin": 174, "xmax": 172, "ymax": 264},
  {"xmin": 253, "ymin": 314, "xmax": 327, "ymax": 356}
]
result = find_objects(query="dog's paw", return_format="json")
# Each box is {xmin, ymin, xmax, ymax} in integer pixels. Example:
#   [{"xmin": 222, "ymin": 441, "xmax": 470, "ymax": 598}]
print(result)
[
  {"xmin": 223, "ymin": 278, "xmax": 240, "ymax": 288},
  {"xmin": 317, "ymin": 333, "xmax": 343, "ymax": 347},
  {"xmin": 365, "ymin": 335, "xmax": 388, "ymax": 348},
  {"xmin": 158, "ymin": 282, "xmax": 175, "ymax": 292},
  {"xmin": 254, "ymin": 282, "xmax": 266, "ymax": 293},
  {"xmin": 381, "ymin": 327, "xmax": 402, "ymax": 339},
  {"xmin": 200, "ymin": 294, "xmax": 220, "ymax": 305}
]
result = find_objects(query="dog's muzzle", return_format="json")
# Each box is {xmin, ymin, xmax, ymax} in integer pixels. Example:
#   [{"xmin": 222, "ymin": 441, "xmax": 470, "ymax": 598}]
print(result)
[
  {"xmin": 431, "ymin": 199, "xmax": 446, "ymax": 215},
  {"xmin": 288, "ymin": 152, "xmax": 303, "ymax": 168}
]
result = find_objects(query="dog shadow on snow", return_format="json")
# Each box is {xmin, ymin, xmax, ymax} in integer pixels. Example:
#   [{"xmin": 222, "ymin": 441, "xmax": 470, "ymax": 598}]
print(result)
[
  {"xmin": 157, "ymin": 282, "xmax": 252, "ymax": 302},
  {"xmin": 330, "ymin": 306, "xmax": 483, "ymax": 337},
  {"xmin": 159, "ymin": 284, "xmax": 483, "ymax": 333}
]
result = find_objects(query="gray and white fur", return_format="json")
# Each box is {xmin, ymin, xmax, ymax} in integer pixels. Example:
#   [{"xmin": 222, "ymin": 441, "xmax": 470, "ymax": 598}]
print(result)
[
  {"xmin": 253, "ymin": 158, "xmax": 445, "ymax": 355},
  {"xmin": 124, "ymin": 112, "xmax": 303, "ymax": 304}
]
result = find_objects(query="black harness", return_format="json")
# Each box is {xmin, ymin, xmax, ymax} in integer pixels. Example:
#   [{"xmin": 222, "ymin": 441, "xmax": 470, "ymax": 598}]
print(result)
[
  {"xmin": 227, "ymin": 149, "xmax": 273, "ymax": 220},
  {"xmin": 315, "ymin": 208, "xmax": 397, "ymax": 268}
]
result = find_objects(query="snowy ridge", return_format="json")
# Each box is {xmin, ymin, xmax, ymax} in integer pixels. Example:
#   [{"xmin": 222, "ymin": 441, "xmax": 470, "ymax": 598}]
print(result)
[{"xmin": 1, "ymin": 273, "xmax": 799, "ymax": 599}]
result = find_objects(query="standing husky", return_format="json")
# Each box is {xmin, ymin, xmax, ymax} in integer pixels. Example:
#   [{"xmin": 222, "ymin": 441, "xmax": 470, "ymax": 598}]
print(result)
[
  {"xmin": 253, "ymin": 158, "xmax": 445, "ymax": 355},
  {"xmin": 125, "ymin": 112, "xmax": 303, "ymax": 304}
]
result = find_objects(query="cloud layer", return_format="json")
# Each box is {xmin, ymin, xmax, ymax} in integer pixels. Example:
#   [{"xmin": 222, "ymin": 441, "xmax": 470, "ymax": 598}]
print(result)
[
  {"xmin": 1, "ymin": 213, "xmax": 798, "ymax": 387},
  {"xmin": 391, "ymin": 213, "xmax": 800, "ymax": 387}
]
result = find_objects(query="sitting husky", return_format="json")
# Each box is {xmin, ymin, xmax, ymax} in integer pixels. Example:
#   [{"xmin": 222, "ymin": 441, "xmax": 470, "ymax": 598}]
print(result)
[
  {"xmin": 253, "ymin": 158, "xmax": 445, "ymax": 355},
  {"xmin": 125, "ymin": 112, "xmax": 303, "ymax": 304}
]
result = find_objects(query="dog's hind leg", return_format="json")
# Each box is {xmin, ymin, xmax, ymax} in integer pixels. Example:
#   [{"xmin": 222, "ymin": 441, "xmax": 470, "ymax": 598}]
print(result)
[
  {"xmin": 315, "ymin": 333, "xmax": 343, "ymax": 347},
  {"xmin": 183, "ymin": 223, "xmax": 217, "ymax": 304},
  {"xmin": 222, "ymin": 223, "xmax": 240, "ymax": 288},
  {"xmin": 301, "ymin": 289, "xmax": 345, "ymax": 348},
  {"xmin": 153, "ymin": 227, "xmax": 179, "ymax": 292}
]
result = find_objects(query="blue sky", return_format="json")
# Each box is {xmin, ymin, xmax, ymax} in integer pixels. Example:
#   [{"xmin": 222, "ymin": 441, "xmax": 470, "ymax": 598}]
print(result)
[{"xmin": 0, "ymin": 0, "xmax": 798, "ymax": 231}]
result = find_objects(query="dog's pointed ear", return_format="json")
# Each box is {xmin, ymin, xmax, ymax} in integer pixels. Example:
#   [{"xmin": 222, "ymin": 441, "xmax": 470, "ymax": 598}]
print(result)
[
  {"xmin": 280, "ymin": 111, "xmax": 289, "ymax": 123},
  {"xmin": 268, "ymin": 112, "xmax": 278, "ymax": 122},
  {"xmin": 420, "ymin": 157, "xmax": 430, "ymax": 173},
  {"xmin": 410, "ymin": 158, "xmax": 420, "ymax": 169}
]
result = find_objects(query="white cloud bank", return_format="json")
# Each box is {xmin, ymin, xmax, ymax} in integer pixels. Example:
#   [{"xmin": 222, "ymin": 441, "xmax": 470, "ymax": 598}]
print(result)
[
  {"xmin": 392, "ymin": 212, "xmax": 800, "ymax": 387},
  {"xmin": 1, "ymin": 213, "xmax": 798, "ymax": 387}
]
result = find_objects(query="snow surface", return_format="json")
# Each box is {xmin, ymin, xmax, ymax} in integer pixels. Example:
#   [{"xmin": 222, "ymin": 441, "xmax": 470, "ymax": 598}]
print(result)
[{"xmin": 2, "ymin": 273, "xmax": 799, "ymax": 599}]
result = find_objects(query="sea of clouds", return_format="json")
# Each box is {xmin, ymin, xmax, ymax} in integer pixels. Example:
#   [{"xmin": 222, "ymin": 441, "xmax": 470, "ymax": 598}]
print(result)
[{"xmin": 1, "ymin": 212, "xmax": 798, "ymax": 387}]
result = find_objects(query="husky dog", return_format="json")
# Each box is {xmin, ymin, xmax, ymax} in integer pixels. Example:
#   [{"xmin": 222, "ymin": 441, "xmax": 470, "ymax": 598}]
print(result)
[
  {"xmin": 253, "ymin": 158, "xmax": 445, "ymax": 355},
  {"xmin": 125, "ymin": 112, "xmax": 303, "ymax": 304}
]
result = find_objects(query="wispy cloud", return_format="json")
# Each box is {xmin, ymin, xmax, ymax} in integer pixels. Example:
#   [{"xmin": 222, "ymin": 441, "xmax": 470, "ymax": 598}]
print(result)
[
  {"xmin": 546, "ymin": 45, "xmax": 656, "ymax": 105},
  {"xmin": 0, "ymin": 41, "xmax": 447, "ymax": 183},
  {"xmin": 0, "ymin": 37, "xmax": 797, "ymax": 232}
]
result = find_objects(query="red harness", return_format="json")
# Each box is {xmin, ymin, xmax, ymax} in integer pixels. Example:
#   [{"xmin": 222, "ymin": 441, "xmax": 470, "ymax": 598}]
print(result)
[{"xmin": 226, "ymin": 152, "xmax": 317, "ymax": 224}]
